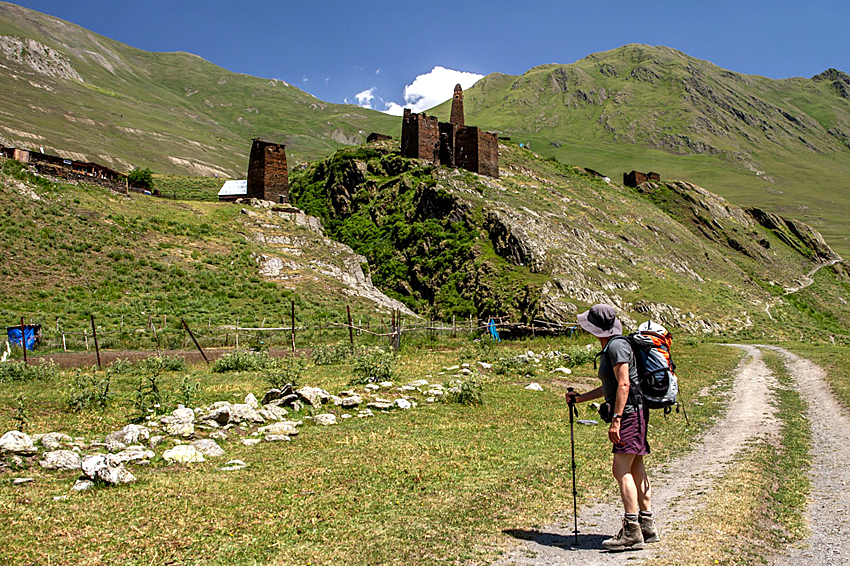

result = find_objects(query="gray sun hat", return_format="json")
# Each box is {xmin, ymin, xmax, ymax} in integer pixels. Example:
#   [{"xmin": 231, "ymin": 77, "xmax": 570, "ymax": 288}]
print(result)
[{"xmin": 577, "ymin": 304, "xmax": 623, "ymax": 338}]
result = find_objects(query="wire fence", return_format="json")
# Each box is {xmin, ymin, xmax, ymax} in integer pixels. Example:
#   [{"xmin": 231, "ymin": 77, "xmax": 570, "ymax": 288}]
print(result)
[{"xmin": 7, "ymin": 305, "xmax": 580, "ymax": 360}]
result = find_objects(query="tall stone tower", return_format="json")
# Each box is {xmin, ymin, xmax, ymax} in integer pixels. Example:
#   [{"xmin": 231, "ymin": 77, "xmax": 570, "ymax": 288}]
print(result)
[
  {"xmin": 246, "ymin": 138, "xmax": 290, "ymax": 203},
  {"xmin": 450, "ymin": 84, "xmax": 465, "ymax": 127}
]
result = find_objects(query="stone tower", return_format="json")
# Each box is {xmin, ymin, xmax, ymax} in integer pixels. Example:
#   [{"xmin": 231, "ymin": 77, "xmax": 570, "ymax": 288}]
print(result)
[
  {"xmin": 450, "ymin": 84, "xmax": 465, "ymax": 127},
  {"xmin": 246, "ymin": 138, "xmax": 290, "ymax": 203}
]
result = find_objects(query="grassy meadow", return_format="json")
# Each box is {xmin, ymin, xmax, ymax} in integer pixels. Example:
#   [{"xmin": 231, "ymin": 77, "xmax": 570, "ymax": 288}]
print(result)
[{"xmin": 1, "ymin": 337, "xmax": 742, "ymax": 566}]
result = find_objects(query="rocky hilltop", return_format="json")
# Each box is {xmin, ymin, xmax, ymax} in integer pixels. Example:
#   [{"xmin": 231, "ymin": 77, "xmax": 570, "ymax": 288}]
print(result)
[{"xmin": 290, "ymin": 141, "xmax": 849, "ymax": 339}]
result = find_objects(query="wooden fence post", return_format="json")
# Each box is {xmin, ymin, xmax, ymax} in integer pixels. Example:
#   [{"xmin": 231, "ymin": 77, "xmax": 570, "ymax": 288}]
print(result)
[
  {"xmin": 84, "ymin": 328, "xmax": 89, "ymax": 351},
  {"xmin": 182, "ymin": 319, "xmax": 209, "ymax": 364},
  {"xmin": 90, "ymin": 314, "xmax": 101, "ymax": 370},
  {"xmin": 290, "ymin": 300, "xmax": 296, "ymax": 353},
  {"xmin": 20, "ymin": 317, "xmax": 27, "ymax": 365},
  {"xmin": 346, "ymin": 305, "xmax": 354, "ymax": 348}
]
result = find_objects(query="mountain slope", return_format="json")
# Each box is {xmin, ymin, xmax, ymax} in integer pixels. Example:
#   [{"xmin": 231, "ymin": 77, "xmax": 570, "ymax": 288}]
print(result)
[
  {"xmin": 0, "ymin": 2, "xmax": 398, "ymax": 177},
  {"xmin": 429, "ymin": 45, "xmax": 850, "ymax": 255}
]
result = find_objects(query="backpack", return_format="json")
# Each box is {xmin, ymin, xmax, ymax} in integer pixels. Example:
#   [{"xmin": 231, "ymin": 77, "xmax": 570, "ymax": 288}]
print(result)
[{"xmin": 596, "ymin": 322, "xmax": 679, "ymax": 413}]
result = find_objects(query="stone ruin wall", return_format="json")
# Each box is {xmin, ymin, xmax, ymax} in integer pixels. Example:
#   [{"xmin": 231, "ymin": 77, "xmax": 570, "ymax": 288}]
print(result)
[
  {"xmin": 247, "ymin": 139, "xmax": 290, "ymax": 203},
  {"xmin": 401, "ymin": 110, "xmax": 440, "ymax": 162},
  {"xmin": 623, "ymin": 170, "xmax": 661, "ymax": 187},
  {"xmin": 455, "ymin": 126, "xmax": 499, "ymax": 178}
]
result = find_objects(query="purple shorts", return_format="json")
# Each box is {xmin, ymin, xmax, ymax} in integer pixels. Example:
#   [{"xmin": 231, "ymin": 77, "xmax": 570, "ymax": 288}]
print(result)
[{"xmin": 613, "ymin": 406, "xmax": 650, "ymax": 455}]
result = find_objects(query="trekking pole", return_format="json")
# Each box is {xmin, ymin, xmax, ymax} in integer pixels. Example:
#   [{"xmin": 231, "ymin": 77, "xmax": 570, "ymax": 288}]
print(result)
[{"xmin": 567, "ymin": 387, "xmax": 580, "ymax": 546}]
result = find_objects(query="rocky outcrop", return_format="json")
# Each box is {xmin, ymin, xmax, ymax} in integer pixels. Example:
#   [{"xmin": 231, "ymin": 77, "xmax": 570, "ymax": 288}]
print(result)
[
  {"xmin": 747, "ymin": 207, "xmax": 841, "ymax": 262},
  {"xmin": 0, "ymin": 36, "xmax": 83, "ymax": 82}
]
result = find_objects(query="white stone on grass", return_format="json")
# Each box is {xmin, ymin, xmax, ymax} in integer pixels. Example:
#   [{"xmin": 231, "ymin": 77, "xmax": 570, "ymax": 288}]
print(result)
[
  {"xmin": 81, "ymin": 454, "xmax": 136, "ymax": 485},
  {"xmin": 264, "ymin": 435, "xmax": 291, "ymax": 442},
  {"xmin": 12, "ymin": 478, "xmax": 34, "ymax": 485},
  {"xmin": 39, "ymin": 450, "xmax": 82, "ymax": 471},
  {"xmin": 313, "ymin": 414, "xmax": 337, "ymax": 426},
  {"xmin": 0, "ymin": 431, "xmax": 37, "ymax": 455},
  {"xmin": 340, "ymin": 395, "xmax": 362, "ymax": 408},
  {"xmin": 244, "ymin": 393, "xmax": 259, "ymax": 408},
  {"xmin": 72, "ymin": 479, "xmax": 95, "ymax": 492},
  {"xmin": 40, "ymin": 433, "xmax": 72, "ymax": 450},
  {"xmin": 296, "ymin": 387, "xmax": 330, "ymax": 408},
  {"xmin": 192, "ymin": 439, "xmax": 225, "ymax": 457},
  {"xmin": 258, "ymin": 421, "xmax": 300, "ymax": 436},
  {"xmin": 113, "ymin": 446, "xmax": 155, "ymax": 464},
  {"xmin": 163, "ymin": 444, "xmax": 205, "ymax": 463},
  {"xmin": 477, "ymin": 362, "xmax": 492, "ymax": 370},
  {"xmin": 364, "ymin": 384, "xmax": 379, "ymax": 391},
  {"xmin": 394, "ymin": 399, "xmax": 412, "ymax": 410},
  {"xmin": 219, "ymin": 459, "xmax": 248, "ymax": 471},
  {"xmin": 161, "ymin": 407, "xmax": 195, "ymax": 438},
  {"xmin": 408, "ymin": 380, "xmax": 429, "ymax": 387},
  {"xmin": 241, "ymin": 438, "xmax": 261, "ymax": 447},
  {"xmin": 105, "ymin": 424, "xmax": 150, "ymax": 446},
  {"xmin": 552, "ymin": 367, "xmax": 572, "ymax": 375},
  {"xmin": 525, "ymin": 383, "xmax": 544, "ymax": 391}
]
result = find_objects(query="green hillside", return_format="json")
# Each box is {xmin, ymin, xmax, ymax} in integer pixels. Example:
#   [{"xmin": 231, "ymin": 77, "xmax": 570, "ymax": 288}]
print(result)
[
  {"xmin": 3, "ymin": 138, "xmax": 848, "ymax": 343},
  {"xmin": 429, "ymin": 45, "xmax": 850, "ymax": 255},
  {"xmin": 0, "ymin": 2, "xmax": 398, "ymax": 177}
]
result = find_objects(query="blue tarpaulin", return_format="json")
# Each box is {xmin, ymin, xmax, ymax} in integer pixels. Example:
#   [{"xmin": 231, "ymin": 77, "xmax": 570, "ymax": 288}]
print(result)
[{"xmin": 7, "ymin": 326, "xmax": 36, "ymax": 350}]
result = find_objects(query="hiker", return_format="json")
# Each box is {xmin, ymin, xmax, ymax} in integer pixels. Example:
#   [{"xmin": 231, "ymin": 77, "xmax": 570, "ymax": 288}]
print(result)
[{"xmin": 566, "ymin": 304, "xmax": 659, "ymax": 550}]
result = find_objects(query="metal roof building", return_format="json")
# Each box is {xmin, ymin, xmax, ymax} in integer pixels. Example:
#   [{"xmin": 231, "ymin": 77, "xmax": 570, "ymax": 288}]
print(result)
[{"xmin": 218, "ymin": 179, "xmax": 247, "ymax": 201}]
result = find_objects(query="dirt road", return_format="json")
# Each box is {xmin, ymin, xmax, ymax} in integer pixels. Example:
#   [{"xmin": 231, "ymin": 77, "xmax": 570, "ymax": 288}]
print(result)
[{"xmin": 494, "ymin": 345, "xmax": 850, "ymax": 566}]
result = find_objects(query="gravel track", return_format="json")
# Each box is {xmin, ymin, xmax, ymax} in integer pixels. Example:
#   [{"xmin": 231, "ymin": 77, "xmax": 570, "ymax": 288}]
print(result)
[{"xmin": 765, "ymin": 346, "xmax": 850, "ymax": 566}]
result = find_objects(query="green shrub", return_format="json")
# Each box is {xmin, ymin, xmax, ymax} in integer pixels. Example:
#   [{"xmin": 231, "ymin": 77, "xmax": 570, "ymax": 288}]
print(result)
[
  {"xmin": 493, "ymin": 354, "xmax": 532, "ymax": 376},
  {"xmin": 311, "ymin": 343, "xmax": 355, "ymax": 365},
  {"xmin": 266, "ymin": 356, "xmax": 305, "ymax": 389},
  {"xmin": 350, "ymin": 348, "xmax": 397, "ymax": 385},
  {"xmin": 443, "ymin": 377, "xmax": 484, "ymax": 406},
  {"xmin": 138, "ymin": 355, "xmax": 187, "ymax": 373},
  {"xmin": 567, "ymin": 345, "xmax": 597, "ymax": 367},
  {"xmin": 13, "ymin": 394, "xmax": 29, "ymax": 432},
  {"xmin": 132, "ymin": 372, "xmax": 168, "ymax": 420},
  {"xmin": 177, "ymin": 376, "xmax": 200, "ymax": 407},
  {"xmin": 212, "ymin": 350, "xmax": 270, "ymax": 373},
  {"xmin": 0, "ymin": 359, "xmax": 60, "ymax": 383},
  {"xmin": 128, "ymin": 167, "xmax": 154, "ymax": 189},
  {"xmin": 66, "ymin": 369, "xmax": 111, "ymax": 412},
  {"xmin": 107, "ymin": 358, "xmax": 133, "ymax": 375}
]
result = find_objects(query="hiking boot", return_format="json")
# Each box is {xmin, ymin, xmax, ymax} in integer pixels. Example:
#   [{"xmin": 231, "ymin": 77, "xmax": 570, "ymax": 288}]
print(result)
[
  {"xmin": 602, "ymin": 518, "xmax": 645, "ymax": 551},
  {"xmin": 639, "ymin": 515, "xmax": 660, "ymax": 543}
]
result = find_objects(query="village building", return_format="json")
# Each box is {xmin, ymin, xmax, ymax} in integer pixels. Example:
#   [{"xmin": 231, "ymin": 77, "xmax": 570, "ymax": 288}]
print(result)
[
  {"xmin": 366, "ymin": 132, "xmax": 393, "ymax": 143},
  {"xmin": 217, "ymin": 179, "xmax": 248, "ymax": 201},
  {"xmin": 623, "ymin": 170, "xmax": 661, "ymax": 187},
  {"xmin": 399, "ymin": 84, "xmax": 499, "ymax": 178},
  {"xmin": 0, "ymin": 144, "xmax": 128, "ymax": 193},
  {"xmin": 246, "ymin": 138, "xmax": 290, "ymax": 203}
]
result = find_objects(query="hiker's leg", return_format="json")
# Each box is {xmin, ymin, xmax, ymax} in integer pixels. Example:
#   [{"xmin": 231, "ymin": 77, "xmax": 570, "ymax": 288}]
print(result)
[
  {"xmin": 631, "ymin": 455, "xmax": 651, "ymax": 512},
  {"xmin": 612, "ymin": 453, "xmax": 638, "ymax": 514}
]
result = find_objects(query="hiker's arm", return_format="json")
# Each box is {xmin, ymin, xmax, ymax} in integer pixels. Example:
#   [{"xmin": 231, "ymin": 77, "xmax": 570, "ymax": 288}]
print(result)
[
  {"xmin": 608, "ymin": 362, "xmax": 630, "ymax": 444},
  {"xmin": 567, "ymin": 386, "xmax": 603, "ymax": 404}
]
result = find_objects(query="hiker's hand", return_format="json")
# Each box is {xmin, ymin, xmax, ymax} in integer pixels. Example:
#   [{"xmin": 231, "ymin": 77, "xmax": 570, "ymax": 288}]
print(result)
[
  {"xmin": 608, "ymin": 421, "xmax": 621, "ymax": 445},
  {"xmin": 565, "ymin": 391, "xmax": 580, "ymax": 405}
]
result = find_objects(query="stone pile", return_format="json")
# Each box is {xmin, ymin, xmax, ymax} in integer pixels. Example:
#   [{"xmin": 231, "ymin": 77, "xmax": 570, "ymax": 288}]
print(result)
[{"xmin": 2, "ymin": 371, "xmax": 484, "ymax": 495}]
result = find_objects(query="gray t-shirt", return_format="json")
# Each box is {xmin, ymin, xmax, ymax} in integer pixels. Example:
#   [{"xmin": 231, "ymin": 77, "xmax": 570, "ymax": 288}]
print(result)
[{"xmin": 598, "ymin": 337, "xmax": 639, "ymax": 410}]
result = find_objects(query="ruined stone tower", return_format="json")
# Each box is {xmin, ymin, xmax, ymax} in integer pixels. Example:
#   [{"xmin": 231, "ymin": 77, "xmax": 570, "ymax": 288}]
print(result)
[
  {"xmin": 401, "ymin": 109, "xmax": 440, "ymax": 162},
  {"xmin": 247, "ymin": 138, "xmax": 290, "ymax": 203},
  {"xmin": 450, "ymin": 84, "xmax": 465, "ymax": 127}
]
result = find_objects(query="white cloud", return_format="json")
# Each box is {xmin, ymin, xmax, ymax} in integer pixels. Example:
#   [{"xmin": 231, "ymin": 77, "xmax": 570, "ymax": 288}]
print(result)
[
  {"xmin": 380, "ymin": 66, "xmax": 484, "ymax": 115},
  {"xmin": 354, "ymin": 87, "xmax": 376, "ymax": 109},
  {"xmin": 302, "ymin": 76, "xmax": 308, "ymax": 83},
  {"xmin": 375, "ymin": 68, "xmax": 381, "ymax": 75}
]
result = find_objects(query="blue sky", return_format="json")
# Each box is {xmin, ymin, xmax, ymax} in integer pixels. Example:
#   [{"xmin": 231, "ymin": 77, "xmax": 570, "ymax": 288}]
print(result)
[{"xmin": 10, "ymin": 0, "xmax": 850, "ymax": 113}]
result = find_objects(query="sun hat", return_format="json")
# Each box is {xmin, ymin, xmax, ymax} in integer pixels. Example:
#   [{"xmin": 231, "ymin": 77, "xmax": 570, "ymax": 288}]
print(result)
[{"xmin": 577, "ymin": 304, "xmax": 623, "ymax": 338}]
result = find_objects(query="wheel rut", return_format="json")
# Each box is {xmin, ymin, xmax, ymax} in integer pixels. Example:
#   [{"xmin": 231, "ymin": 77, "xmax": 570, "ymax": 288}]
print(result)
[
  {"xmin": 764, "ymin": 346, "xmax": 850, "ymax": 566},
  {"xmin": 493, "ymin": 345, "xmax": 780, "ymax": 566}
]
